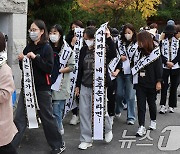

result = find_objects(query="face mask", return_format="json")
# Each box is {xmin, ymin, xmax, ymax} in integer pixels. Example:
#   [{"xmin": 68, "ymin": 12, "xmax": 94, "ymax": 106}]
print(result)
[
  {"xmin": 49, "ymin": 34, "xmax": 59, "ymax": 43},
  {"xmin": 113, "ymin": 36, "xmax": 119, "ymax": 43},
  {"xmin": 85, "ymin": 40, "xmax": 94, "ymax": 47},
  {"xmin": 29, "ymin": 31, "xmax": 39, "ymax": 41},
  {"xmin": 125, "ymin": 34, "xmax": 133, "ymax": 41}
]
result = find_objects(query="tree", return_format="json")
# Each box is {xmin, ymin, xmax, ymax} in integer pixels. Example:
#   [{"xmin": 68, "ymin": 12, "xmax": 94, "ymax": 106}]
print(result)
[{"xmin": 76, "ymin": 0, "xmax": 161, "ymax": 19}]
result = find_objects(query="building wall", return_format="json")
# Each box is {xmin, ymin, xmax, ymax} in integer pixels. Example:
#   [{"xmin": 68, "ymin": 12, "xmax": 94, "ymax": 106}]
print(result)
[{"xmin": 0, "ymin": 0, "xmax": 28, "ymax": 92}]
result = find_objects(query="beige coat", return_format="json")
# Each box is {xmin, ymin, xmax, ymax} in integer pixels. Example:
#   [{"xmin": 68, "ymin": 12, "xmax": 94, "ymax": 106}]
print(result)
[{"xmin": 0, "ymin": 64, "xmax": 18, "ymax": 146}]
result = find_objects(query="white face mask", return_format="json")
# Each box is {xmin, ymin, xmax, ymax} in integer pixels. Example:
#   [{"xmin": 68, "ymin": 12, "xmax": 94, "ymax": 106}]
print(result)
[
  {"xmin": 125, "ymin": 33, "xmax": 133, "ymax": 41},
  {"xmin": 49, "ymin": 34, "xmax": 60, "ymax": 43},
  {"xmin": 85, "ymin": 40, "xmax": 94, "ymax": 47},
  {"xmin": 29, "ymin": 31, "xmax": 39, "ymax": 41}
]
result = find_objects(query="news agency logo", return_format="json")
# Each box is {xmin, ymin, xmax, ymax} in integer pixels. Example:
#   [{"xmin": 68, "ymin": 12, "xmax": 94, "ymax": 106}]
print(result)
[{"xmin": 119, "ymin": 126, "xmax": 180, "ymax": 151}]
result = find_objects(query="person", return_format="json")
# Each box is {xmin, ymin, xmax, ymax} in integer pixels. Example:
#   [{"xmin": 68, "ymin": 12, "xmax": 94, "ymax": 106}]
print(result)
[
  {"xmin": 12, "ymin": 20, "xmax": 65, "ymax": 154},
  {"xmin": 159, "ymin": 24, "xmax": 180, "ymax": 114},
  {"xmin": 49, "ymin": 24, "xmax": 75, "ymax": 135},
  {"xmin": 132, "ymin": 31, "xmax": 163, "ymax": 136},
  {"xmin": 0, "ymin": 32, "xmax": 18, "ymax": 154},
  {"xmin": 75, "ymin": 26, "xmax": 116, "ymax": 150},
  {"xmin": 115, "ymin": 23, "xmax": 137, "ymax": 125},
  {"xmin": 65, "ymin": 20, "xmax": 84, "ymax": 125},
  {"xmin": 86, "ymin": 20, "xmax": 96, "ymax": 27}
]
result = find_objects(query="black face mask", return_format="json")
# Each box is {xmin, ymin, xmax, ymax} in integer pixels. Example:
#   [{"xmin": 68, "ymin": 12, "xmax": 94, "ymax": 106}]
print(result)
[
  {"xmin": 166, "ymin": 33, "xmax": 174, "ymax": 39},
  {"xmin": 138, "ymin": 47, "xmax": 149, "ymax": 56}
]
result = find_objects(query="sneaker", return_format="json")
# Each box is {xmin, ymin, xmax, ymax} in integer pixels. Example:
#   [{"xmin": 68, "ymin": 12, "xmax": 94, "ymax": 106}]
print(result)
[
  {"xmin": 127, "ymin": 120, "xmax": 135, "ymax": 125},
  {"xmin": 109, "ymin": 116, "xmax": 114, "ymax": 125},
  {"xmin": 105, "ymin": 131, "xmax": 113, "ymax": 143},
  {"xmin": 149, "ymin": 120, "xmax": 156, "ymax": 130},
  {"xmin": 136, "ymin": 126, "xmax": 146, "ymax": 137},
  {"xmin": 51, "ymin": 142, "xmax": 66, "ymax": 154},
  {"xmin": 78, "ymin": 142, "xmax": 92, "ymax": 150},
  {"xmin": 115, "ymin": 113, "xmax": 121, "ymax": 119},
  {"xmin": 159, "ymin": 105, "xmax": 167, "ymax": 114},
  {"xmin": 169, "ymin": 107, "xmax": 174, "ymax": 113},
  {"xmin": 70, "ymin": 115, "xmax": 80, "ymax": 125}
]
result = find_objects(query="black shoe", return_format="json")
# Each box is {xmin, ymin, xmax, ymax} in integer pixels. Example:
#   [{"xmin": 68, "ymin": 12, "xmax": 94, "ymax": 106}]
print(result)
[{"xmin": 51, "ymin": 142, "xmax": 66, "ymax": 154}]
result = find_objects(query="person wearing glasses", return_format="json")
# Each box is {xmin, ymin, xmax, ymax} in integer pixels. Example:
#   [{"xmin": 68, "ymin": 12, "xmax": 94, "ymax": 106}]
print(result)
[{"xmin": 12, "ymin": 20, "xmax": 65, "ymax": 154}]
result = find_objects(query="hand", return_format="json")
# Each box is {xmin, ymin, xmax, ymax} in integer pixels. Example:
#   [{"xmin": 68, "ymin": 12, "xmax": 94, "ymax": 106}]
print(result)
[
  {"xmin": 18, "ymin": 53, "xmax": 24, "ymax": 61},
  {"xmin": 71, "ymin": 36, "xmax": 77, "ymax": 47},
  {"xmin": 75, "ymin": 87, "xmax": 80, "ymax": 96},
  {"xmin": 111, "ymin": 69, "xmax": 120, "ymax": 77},
  {"xmin": 166, "ymin": 61, "xmax": 174, "ymax": 68},
  {"xmin": 121, "ymin": 55, "xmax": 127, "ymax": 62},
  {"xmin": 27, "ymin": 52, "xmax": 36, "ymax": 59},
  {"xmin": 156, "ymin": 82, "xmax": 161, "ymax": 91},
  {"xmin": 105, "ymin": 28, "xmax": 111, "ymax": 38}
]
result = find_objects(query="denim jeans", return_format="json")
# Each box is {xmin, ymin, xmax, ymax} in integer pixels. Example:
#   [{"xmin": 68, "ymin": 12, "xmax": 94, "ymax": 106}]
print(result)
[
  {"xmin": 116, "ymin": 72, "xmax": 136, "ymax": 122},
  {"xmin": 52, "ymin": 100, "xmax": 65, "ymax": 131}
]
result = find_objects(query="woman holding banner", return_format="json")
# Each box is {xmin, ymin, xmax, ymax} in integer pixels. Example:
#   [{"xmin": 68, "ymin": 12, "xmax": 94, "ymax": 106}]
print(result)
[
  {"xmin": 12, "ymin": 20, "xmax": 65, "ymax": 154},
  {"xmin": 49, "ymin": 24, "xmax": 75, "ymax": 135},
  {"xmin": 75, "ymin": 25, "xmax": 116, "ymax": 150}
]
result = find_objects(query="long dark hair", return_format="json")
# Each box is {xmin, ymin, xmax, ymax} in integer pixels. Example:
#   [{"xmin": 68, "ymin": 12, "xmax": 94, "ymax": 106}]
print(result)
[
  {"xmin": 49, "ymin": 24, "xmax": 64, "ymax": 49},
  {"xmin": 30, "ymin": 20, "xmax": 48, "ymax": 44},
  {"xmin": 121, "ymin": 23, "xmax": 137, "ymax": 43},
  {"xmin": 0, "ymin": 32, "xmax": 5, "ymax": 52},
  {"xmin": 137, "ymin": 31, "xmax": 154, "ymax": 55}
]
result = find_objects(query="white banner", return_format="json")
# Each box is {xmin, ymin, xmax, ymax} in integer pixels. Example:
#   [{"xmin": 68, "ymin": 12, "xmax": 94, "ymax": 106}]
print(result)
[
  {"xmin": 23, "ymin": 56, "xmax": 39, "ymax": 129},
  {"xmin": 51, "ymin": 40, "xmax": 72, "ymax": 91},
  {"xmin": 93, "ymin": 22, "xmax": 108, "ymax": 140},
  {"xmin": 64, "ymin": 28, "xmax": 84, "ymax": 117}
]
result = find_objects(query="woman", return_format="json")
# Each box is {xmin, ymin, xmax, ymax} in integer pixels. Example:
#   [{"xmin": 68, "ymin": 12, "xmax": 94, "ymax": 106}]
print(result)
[
  {"xmin": 132, "ymin": 31, "xmax": 162, "ymax": 136},
  {"xmin": 49, "ymin": 24, "xmax": 75, "ymax": 135},
  {"xmin": 75, "ymin": 26, "xmax": 116, "ymax": 150},
  {"xmin": 0, "ymin": 32, "xmax": 18, "ymax": 154},
  {"xmin": 159, "ymin": 24, "xmax": 180, "ymax": 114},
  {"xmin": 115, "ymin": 23, "xmax": 137, "ymax": 125},
  {"xmin": 12, "ymin": 20, "xmax": 65, "ymax": 154}
]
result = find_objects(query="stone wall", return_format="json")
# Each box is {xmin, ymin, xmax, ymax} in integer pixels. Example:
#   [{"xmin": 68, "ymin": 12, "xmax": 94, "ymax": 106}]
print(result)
[{"xmin": 0, "ymin": 0, "xmax": 28, "ymax": 92}]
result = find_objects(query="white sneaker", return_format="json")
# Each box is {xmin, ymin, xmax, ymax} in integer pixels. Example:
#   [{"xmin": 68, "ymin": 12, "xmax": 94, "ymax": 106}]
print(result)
[
  {"xmin": 159, "ymin": 105, "xmax": 167, "ymax": 114},
  {"xmin": 105, "ymin": 131, "xmax": 113, "ymax": 143},
  {"xmin": 136, "ymin": 126, "xmax": 146, "ymax": 137},
  {"xmin": 70, "ymin": 115, "xmax": 80, "ymax": 125},
  {"xmin": 109, "ymin": 116, "xmax": 114, "ymax": 125},
  {"xmin": 78, "ymin": 142, "xmax": 92, "ymax": 150},
  {"xmin": 169, "ymin": 107, "xmax": 174, "ymax": 113},
  {"xmin": 149, "ymin": 120, "xmax": 156, "ymax": 130},
  {"xmin": 115, "ymin": 113, "xmax": 121, "ymax": 119},
  {"xmin": 127, "ymin": 120, "xmax": 135, "ymax": 125}
]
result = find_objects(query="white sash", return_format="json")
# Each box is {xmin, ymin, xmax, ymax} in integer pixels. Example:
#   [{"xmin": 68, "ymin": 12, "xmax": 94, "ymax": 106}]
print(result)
[
  {"xmin": 118, "ymin": 41, "xmax": 138, "ymax": 74},
  {"xmin": 51, "ymin": 40, "xmax": 72, "ymax": 91},
  {"xmin": 64, "ymin": 28, "xmax": 84, "ymax": 117},
  {"xmin": 132, "ymin": 47, "xmax": 161, "ymax": 84},
  {"xmin": 23, "ymin": 56, "xmax": 39, "ymax": 129},
  {"xmin": 93, "ymin": 22, "xmax": 108, "ymax": 140},
  {"xmin": 161, "ymin": 37, "xmax": 179, "ymax": 69},
  {"xmin": 0, "ymin": 50, "xmax": 7, "ymax": 67}
]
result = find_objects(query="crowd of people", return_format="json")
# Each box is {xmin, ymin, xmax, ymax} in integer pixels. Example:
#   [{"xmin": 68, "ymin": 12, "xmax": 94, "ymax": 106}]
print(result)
[{"xmin": 0, "ymin": 18, "xmax": 180, "ymax": 154}]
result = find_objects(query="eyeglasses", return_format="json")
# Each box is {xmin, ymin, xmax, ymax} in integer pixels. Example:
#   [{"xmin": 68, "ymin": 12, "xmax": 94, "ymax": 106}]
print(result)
[{"xmin": 28, "ymin": 28, "xmax": 40, "ymax": 32}]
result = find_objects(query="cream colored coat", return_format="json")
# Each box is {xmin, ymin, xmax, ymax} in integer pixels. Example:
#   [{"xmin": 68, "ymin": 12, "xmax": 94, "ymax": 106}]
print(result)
[{"xmin": 0, "ymin": 64, "xmax": 18, "ymax": 146}]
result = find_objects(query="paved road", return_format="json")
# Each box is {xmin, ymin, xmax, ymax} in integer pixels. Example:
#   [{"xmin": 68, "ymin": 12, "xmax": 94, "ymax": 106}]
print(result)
[{"xmin": 17, "ymin": 93, "xmax": 180, "ymax": 154}]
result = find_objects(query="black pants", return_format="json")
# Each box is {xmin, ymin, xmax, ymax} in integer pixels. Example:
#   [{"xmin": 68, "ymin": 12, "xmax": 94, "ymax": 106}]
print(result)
[
  {"xmin": 160, "ymin": 70, "xmax": 180, "ymax": 108},
  {"xmin": 107, "ymin": 79, "xmax": 117, "ymax": 116},
  {"xmin": 12, "ymin": 91, "xmax": 63, "ymax": 150},
  {"xmin": 136, "ymin": 85, "xmax": 157, "ymax": 126},
  {"xmin": 0, "ymin": 143, "xmax": 17, "ymax": 154}
]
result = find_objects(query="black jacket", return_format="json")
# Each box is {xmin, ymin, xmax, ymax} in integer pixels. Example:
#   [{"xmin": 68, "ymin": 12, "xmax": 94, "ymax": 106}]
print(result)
[
  {"xmin": 76, "ymin": 37, "xmax": 116, "ymax": 88},
  {"xmin": 20, "ymin": 43, "xmax": 54, "ymax": 91}
]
